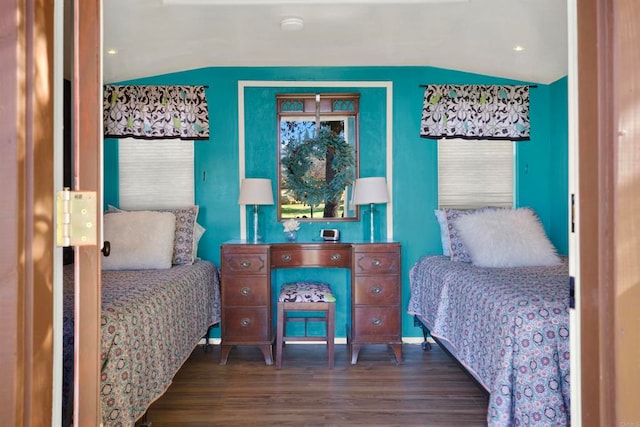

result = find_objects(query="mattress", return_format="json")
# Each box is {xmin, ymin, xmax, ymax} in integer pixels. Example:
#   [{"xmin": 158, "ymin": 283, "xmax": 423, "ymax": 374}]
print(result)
[
  {"xmin": 62, "ymin": 260, "xmax": 221, "ymax": 426},
  {"xmin": 408, "ymin": 255, "xmax": 571, "ymax": 426}
]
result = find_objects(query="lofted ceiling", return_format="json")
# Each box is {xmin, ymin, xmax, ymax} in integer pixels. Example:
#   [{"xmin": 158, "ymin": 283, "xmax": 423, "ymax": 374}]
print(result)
[{"xmin": 100, "ymin": 0, "xmax": 568, "ymax": 84}]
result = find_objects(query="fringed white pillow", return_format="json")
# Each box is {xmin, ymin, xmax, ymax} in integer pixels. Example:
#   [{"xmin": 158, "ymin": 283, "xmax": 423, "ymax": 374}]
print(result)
[
  {"xmin": 455, "ymin": 208, "xmax": 561, "ymax": 268},
  {"xmin": 434, "ymin": 209, "xmax": 451, "ymax": 256},
  {"xmin": 102, "ymin": 211, "xmax": 176, "ymax": 270}
]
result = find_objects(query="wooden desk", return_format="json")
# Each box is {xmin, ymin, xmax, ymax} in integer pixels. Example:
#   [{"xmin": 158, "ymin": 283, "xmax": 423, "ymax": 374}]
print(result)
[{"xmin": 219, "ymin": 241, "xmax": 402, "ymax": 366}]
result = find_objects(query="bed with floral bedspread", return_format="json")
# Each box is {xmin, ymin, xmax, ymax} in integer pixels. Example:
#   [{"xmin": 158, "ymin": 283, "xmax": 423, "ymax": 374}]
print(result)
[
  {"xmin": 62, "ymin": 260, "xmax": 221, "ymax": 426},
  {"xmin": 408, "ymin": 255, "xmax": 570, "ymax": 426}
]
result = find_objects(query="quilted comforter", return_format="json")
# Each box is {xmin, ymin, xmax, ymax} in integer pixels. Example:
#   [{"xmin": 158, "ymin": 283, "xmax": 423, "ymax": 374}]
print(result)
[
  {"xmin": 407, "ymin": 255, "xmax": 570, "ymax": 426},
  {"xmin": 62, "ymin": 261, "xmax": 221, "ymax": 426}
]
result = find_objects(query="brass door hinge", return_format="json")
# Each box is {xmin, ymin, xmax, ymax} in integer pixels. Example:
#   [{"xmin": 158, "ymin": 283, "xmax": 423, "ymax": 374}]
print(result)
[{"xmin": 56, "ymin": 188, "xmax": 98, "ymax": 247}]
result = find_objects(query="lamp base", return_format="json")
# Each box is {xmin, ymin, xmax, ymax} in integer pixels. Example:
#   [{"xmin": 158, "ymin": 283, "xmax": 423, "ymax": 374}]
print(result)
[
  {"xmin": 368, "ymin": 203, "xmax": 375, "ymax": 242},
  {"xmin": 252, "ymin": 205, "xmax": 262, "ymax": 243}
]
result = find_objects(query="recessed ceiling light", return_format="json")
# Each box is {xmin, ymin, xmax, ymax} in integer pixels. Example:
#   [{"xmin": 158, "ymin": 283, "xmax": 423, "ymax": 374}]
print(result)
[
  {"xmin": 513, "ymin": 45, "xmax": 525, "ymax": 52},
  {"xmin": 280, "ymin": 17, "xmax": 304, "ymax": 31},
  {"xmin": 106, "ymin": 49, "xmax": 118, "ymax": 55}
]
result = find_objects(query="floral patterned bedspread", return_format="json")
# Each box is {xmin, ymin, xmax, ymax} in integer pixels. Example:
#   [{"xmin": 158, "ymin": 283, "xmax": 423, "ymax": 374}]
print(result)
[
  {"xmin": 408, "ymin": 255, "xmax": 570, "ymax": 426},
  {"xmin": 62, "ymin": 261, "xmax": 221, "ymax": 427}
]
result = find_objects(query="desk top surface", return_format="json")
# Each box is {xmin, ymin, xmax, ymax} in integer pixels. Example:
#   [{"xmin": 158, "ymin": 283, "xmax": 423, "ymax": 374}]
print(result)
[
  {"xmin": 221, "ymin": 240, "xmax": 399, "ymax": 271},
  {"xmin": 222, "ymin": 239, "xmax": 398, "ymax": 246}
]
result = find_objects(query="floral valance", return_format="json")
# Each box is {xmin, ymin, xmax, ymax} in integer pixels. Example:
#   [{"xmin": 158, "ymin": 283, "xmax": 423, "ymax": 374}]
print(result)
[
  {"xmin": 420, "ymin": 84, "xmax": 530, "ymax": 141},
  {"xmin": 103, "ymin": 85, "xmax": 209, "ymax": 140}
]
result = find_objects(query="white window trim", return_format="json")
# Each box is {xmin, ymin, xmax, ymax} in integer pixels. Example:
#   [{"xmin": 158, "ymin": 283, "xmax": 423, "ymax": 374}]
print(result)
[{"xmin": 238, "ymin": 80, "xmax": 394, "ymax": 239}]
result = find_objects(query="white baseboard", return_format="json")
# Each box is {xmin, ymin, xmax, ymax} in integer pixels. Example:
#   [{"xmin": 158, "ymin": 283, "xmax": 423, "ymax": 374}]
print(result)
[
  {"xmin": 200, "ymin": 338, "xmax": 222, "ymax": 345},
  {"xmin": 403, "ymin": 336, "xmax": 436, "ymax": 344}
]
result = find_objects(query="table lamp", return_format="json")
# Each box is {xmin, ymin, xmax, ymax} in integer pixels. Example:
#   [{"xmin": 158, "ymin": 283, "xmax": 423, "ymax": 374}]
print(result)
[
  {"xmin": 352, "ymin": 177, "xmax": 390, "ymax": 242},
  {"xmin": 238, "ymin": 178, "xmax": 274, "ymax": 243}
]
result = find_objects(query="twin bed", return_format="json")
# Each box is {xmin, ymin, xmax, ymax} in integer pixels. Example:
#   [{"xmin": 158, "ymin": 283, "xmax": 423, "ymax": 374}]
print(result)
[
  {"xmin": 62, "ymin": 207, "xmax": 221, "ymax": 426},
  {"xmin": 408, "ymin": 207, "xmax": 571, "ymax": 426}
]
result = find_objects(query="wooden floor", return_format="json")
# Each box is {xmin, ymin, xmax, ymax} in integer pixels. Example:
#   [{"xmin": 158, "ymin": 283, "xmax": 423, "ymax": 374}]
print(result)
[{"xmin": 142, "ymin": 343, "xmax": 488, "ymax": 426}]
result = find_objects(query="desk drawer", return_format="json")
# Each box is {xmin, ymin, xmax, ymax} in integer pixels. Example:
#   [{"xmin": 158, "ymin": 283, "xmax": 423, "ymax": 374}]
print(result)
[
  {"xmin": 222, "ymin": 252, "xmax": 268, "ymax": 275},
  {"xmin": 223, "ymin": 277, "xmax": 268, "ymax": 306},
  {"xmin": 353, "ymin": 307, "xmax": 400, "ymax": 339},
  {"xmin": 223, "ymin": 308, "xmax": 269, "ymax": 340},
  {"xmin": 271, "ymin": 246, "xmax": 351, "ymax": 268},
  {"xmin": 353, "ymin": 276, "xmax": 399, "ymax": 305},
  {"xmin": 353, "ymin": 251, "xmax": 399, "ymax": 275}
]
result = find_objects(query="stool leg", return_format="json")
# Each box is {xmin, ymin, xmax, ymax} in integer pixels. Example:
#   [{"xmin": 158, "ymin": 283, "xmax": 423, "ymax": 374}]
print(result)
[
  {"xmin": 276, "ymin": 302, "xmax": 284, "ymax": 369},
  {"xmin": 327, "ymin": 303, "xmax": 335, "ymax": 369}
]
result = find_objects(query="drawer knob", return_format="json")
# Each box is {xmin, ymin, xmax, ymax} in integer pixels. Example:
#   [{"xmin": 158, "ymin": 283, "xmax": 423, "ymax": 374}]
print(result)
[
  {"xmin": 372, "ymin": 318, "xmax": 383, "ymax": 326},
  {"xmin": 330, "ymin": 253, "xmax": 342, "ymax": 261},
  {"xmin": 371, "ymin": 286, "xmax": 382, "ymax": 294},
  {"xmin": 281, "ymin": 254, "xmax": 292, "ymax": 262},
  {"xmin": 240, "ymin": 318, "xmax": 251, "ymax": 327},
  {"xmin": 372, "ymin": 259, "xmax": 382, "ymax": 267},
  {"xmin": 240, "ymin": 260, "xmax": 251, "ymax": 268},
  {"xmin": 240, "ymin": 287, "xmax": 251, "ymax": 296}
]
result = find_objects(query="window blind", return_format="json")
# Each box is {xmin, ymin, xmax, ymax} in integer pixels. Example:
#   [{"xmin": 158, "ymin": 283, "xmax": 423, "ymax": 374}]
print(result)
[
  {"xmin": 437, "ymin": 139, "xmax": 514, "ymax": 209},
  {"xmin": 118, "ymin": 138, "xmax": 194, "ymax": 210}
]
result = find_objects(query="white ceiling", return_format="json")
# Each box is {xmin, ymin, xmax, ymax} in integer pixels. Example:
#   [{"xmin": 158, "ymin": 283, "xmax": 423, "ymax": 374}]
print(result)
[{"xmin": 101, "ymin": 0, "xmax": 568, "ymax": 84}]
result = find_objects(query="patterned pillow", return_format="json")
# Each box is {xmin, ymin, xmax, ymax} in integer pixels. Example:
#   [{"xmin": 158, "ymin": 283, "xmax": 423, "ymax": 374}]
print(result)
[
  {"xmin": 444, "ymin": 207, "xmax": 493, "ymax": 262},
  {"xmin": 105, "ymin": 205, "xmax": 200, "ymax": 265},
  {"xmin": 156, "ymin": 206, "xmax": 200, "ymax": 265}
]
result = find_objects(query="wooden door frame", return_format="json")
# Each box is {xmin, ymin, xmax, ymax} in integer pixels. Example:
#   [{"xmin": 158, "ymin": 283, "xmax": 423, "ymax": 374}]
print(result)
[
  {"xmin": 0, "ymin": 0, "xmax": 55, "ymax": 424},
  {"xmin": 577, "ymin": 0, "xmax": 638, "ymax": 427},
  {"xmin": 0, "ymin": 0, "xmax": 102, "ymax": 424},
  {"xmin": 576, "ymin": 0, "xmax": 612, "ymax": 424},
  {"xmin": 612, "ymin": 0, "xmax": 640, "ymax": 423},
  {"xmin": 72, "ymin": 0, "xmax": 103, "ymax": 425}
]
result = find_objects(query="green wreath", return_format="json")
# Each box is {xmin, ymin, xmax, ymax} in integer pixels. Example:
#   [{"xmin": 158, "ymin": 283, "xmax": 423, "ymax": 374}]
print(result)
[{"xmin": 282, "ymin": 129, "xmax": 355, "ymax": 207}]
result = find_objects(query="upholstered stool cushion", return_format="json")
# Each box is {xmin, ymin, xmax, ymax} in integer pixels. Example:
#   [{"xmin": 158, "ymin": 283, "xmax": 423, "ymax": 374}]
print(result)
[{"xmin": 278, "ymin": 281, "xmax": 336, "ymax": 303}]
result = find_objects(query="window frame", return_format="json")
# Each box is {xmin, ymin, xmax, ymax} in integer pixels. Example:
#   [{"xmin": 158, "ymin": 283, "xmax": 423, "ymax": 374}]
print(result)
[{"xmin": 276, "ymin": 93, "xmax": 360, "ymax": 222}]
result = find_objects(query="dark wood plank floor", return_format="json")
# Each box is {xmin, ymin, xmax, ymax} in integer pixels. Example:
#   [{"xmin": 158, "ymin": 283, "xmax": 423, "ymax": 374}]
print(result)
[{"xmin": 143, "ymin": 343, "xmax": 488, "ymax": 426}]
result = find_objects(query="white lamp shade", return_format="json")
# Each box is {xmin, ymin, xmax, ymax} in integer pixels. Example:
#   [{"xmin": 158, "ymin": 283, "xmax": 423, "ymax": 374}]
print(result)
[
  {"xmin": 352, "ymin": 177, "xmax": 390, "ymax": 205},
  {"xmin": 238, "ymin": 178, "xmax": 274, "ymax": 205}
]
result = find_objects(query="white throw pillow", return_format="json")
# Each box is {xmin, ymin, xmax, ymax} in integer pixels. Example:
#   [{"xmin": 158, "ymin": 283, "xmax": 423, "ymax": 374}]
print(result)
[
  {"xmin": 434, "ymin": 209, "xmax": 451, "ymax": 256},
  {"xmin": 455, "ymin": 208, "xmax": 561, "ymax": 268},
  {"xmin": 192, "ymin": 222, "xmax": 206, "ymax": 260},
  {"xmin": 105, "ymin": 205, "xmax": 200, "ymax": 265},
  {"xmin": 102, "ymin": 211, "xmax": 176, "ymax": 270}
]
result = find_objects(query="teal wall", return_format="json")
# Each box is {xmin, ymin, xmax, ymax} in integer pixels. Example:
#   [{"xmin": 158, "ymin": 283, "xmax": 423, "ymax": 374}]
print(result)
[
  {"xmin": 549, "ymin": 77, "xmax": 570, "ymax": 253},
  {"xmin": 104, "ymin": 66, "xmax": 569, "ymax": 338}
]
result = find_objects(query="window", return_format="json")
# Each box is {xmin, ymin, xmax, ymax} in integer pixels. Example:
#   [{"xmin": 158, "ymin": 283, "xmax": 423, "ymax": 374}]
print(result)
[
  {"xmin": 437, "ymin": 139, "xmax": 514, "ymax": 209},
  {"xmin": 277, "ymin": 93, "xmax": 359, "ymax": 221},
  {"xmin": 118, "ymin": 138, "xmax": 194, "ymax": 209}
]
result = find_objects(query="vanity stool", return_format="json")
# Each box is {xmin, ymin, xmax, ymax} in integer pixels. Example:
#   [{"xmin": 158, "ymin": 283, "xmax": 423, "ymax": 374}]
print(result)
[{"xmin": 275, "ymin": 281, "xmax": 336, "ymax": 369}]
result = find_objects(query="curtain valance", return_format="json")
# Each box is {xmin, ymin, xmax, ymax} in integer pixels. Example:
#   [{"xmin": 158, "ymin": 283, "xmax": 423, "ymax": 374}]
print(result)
[
  {"xmin": 103, "ymin": 85, "xmax": 209, "ymax": 140},
  {"xmin": 420, "ymin": 84, "xmax": 530, "ymax": 141}
]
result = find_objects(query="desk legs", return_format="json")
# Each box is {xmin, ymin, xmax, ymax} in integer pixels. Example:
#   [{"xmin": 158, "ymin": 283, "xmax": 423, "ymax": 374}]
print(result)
[
  {"xmin": 389, "ymin": 343, "xmax": 403, "ymax": 364},
  {"xmin": 349, "ymin": 342, "xmax": 403, "ymax": 365},
  {"xmin": 220, "ymin": 343, "xmax": 274, "ymax": 366}
]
